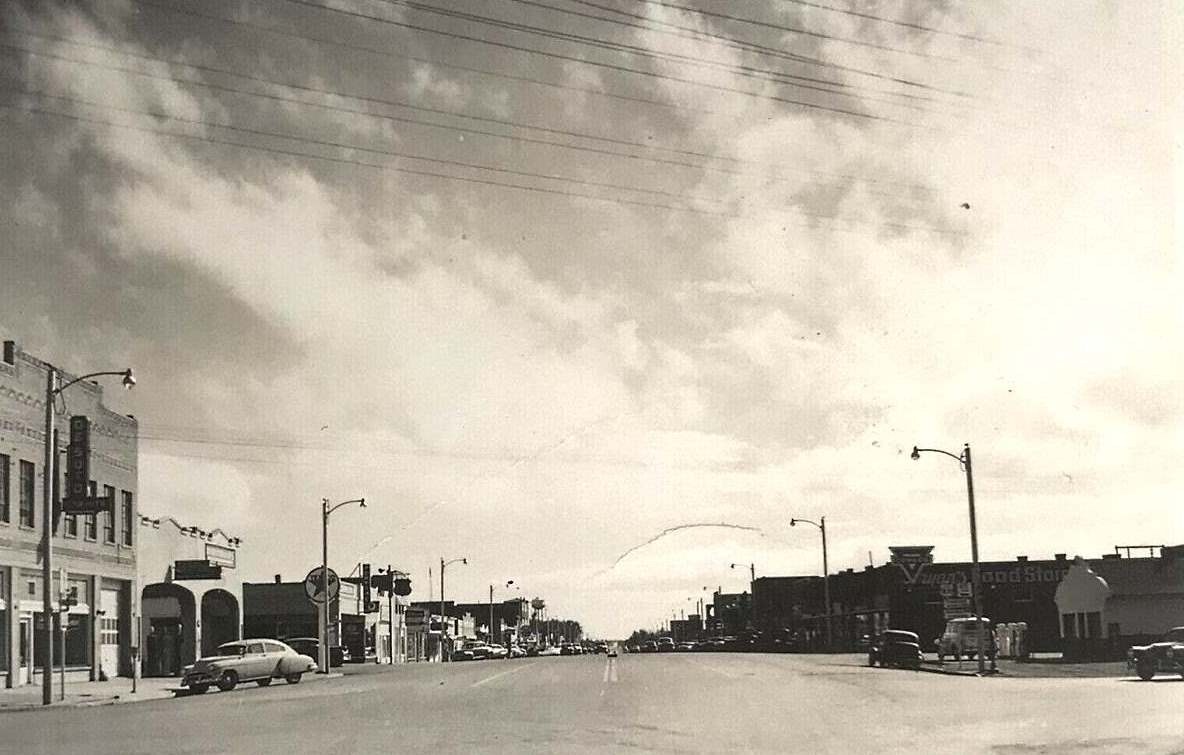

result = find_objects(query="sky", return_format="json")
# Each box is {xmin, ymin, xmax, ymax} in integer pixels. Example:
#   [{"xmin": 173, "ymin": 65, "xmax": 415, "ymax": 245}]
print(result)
[{"xmin": 0, "ymin": 0, "xmax": 1180, "ymax": 638}]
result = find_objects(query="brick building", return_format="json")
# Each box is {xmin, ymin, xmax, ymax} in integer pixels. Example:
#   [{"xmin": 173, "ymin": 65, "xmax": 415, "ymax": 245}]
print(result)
[{"xmin": 1, "ymin": 340, "xmax": 138, "ymax": 686}]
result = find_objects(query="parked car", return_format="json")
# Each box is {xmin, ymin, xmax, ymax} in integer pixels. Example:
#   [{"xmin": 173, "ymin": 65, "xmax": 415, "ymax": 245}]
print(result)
[
  {"xmin": 868, "ymin": 630, "xmax": 924, "ymax": 669},
  {"xmin": 676, "ymin": 642, "xmax": 696, "ymax": 652},
  {"xmin": 657, "ymin": 637, "xmax": 676, "ymax": 652},
  {"xmin": 510, "ymin": 645, "xmax": 528, "ymax": 658},
  {"xmin": 463, "ymin": 641, "xmax": 494, "ymax": 660},
  {"xmin": 594, "ymin": 643, "xmax": 608, "ymax": 654},
  {"xmin": 451, "ymin": 647, "xmax": 475, "ymax": 661},
  {"xmin": 936, "ymin": 618, "xmax": 995, "ymax": 662},
  {"xmin": 640, "ymin": 640, "xmax": 658, "ymax": 653},
  {"xmin": 1128, "ymin": 626, "xmax": 1184, "ymax": 680},
  {"xmin": 488, "ymin": 644, "xmax": 509, "ymax": 659},
  {"xmin": 285, "ymin": 637, "xmax": 348, "ymax": 668},
  {"xmin": 181, "ymin": 639, "xmax": 316, "ymax": 693}
]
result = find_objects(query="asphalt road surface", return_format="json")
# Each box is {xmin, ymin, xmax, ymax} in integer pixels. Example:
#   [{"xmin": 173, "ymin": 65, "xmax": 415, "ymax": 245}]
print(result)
[{"xmin": 1, "ymin": 653, "xmax": 1179, "ymax": 754}]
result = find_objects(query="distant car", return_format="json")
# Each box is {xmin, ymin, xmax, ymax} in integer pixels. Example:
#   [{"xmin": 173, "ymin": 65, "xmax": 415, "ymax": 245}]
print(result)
[
  {"xmin": 1128, "ymin": 626, "xmax": 1184, "ymax": 680},
  {"xmin": 181, "ymin": 639, "xmax": 316, "ymax": 693},
  {"xmin": 286, "ymin": 638, "xmax": 347, "ymax": 667},
  {"xmin": 594, "ymin": 643, "xmax": 608, "ymax": 654},
  {"xmin": 539, "ymin": 645, "xmax": 562, "ymax": 656},
  {"xmin": 463, "ymin": 642, "xmax": 494, "ymax": 660},
  {"xmin": 657, "ymin": 637, "xmax": 676, "ymax": 652},
  {"xmin": 626, "ymin": 644, "xmax": 640, "ymax": 654},
  {"xmin": 640, "ymin": 640, "xmax": 658, "ymax": 653},
  {"xmin": 936, "ymin": 618, "xmax": 995, "ymax": 662},
  {"xmin": 868, "ymin": 630, "xmax": 924, "ymax": 669},
  {"xmin": 607, "ymin": 644, "xmax": 618, "ymax": 658},
  {"xmin": 488, "ymin": 644, "xmax": 508, "ymax": 659},
  {"xmin": 676, "ymin": 642, "xmax": 696, "ymax": 652},
  {"xmin": 510, "ymin": 645, "xmax": 528, "ymax": 658}
]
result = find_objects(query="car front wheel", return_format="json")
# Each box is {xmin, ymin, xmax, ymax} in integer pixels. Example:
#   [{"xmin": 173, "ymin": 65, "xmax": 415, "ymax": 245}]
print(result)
[
  {"xmin": 1136, "ymin": 659, "xmax": 1156, "ymax": 681},
  {"xmin": 216, "ymin": 671, "xmax": 238, "ymax": 692},
  {"xmin": 285, "ymin": 673, "xmax": 302, "ymax": 684}
]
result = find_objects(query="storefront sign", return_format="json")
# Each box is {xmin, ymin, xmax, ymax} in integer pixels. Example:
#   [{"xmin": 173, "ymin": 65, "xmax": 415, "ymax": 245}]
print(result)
[{"xmin": 174, "ymin": 559, "xmax": 223, "ymax": 580}]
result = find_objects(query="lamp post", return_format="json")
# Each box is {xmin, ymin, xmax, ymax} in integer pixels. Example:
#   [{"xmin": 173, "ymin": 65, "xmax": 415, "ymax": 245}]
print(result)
[
  {"xmin": 440, "ymin": 556, "xmax": 467, "ymax": 661},
  {"xmin": 321, "ymin": 497, "xmax": 365, "ymax": 674},
  {"xmin": 42, "ymin": 366, "xmax": 134, "ymax": 706},
  {"xmin": 790, "ymin": 517, "xmax": 830, "ymax": 650},
  {"xmin": 911, "ymin": 443, "xmax": 991, "ymax": 674}
]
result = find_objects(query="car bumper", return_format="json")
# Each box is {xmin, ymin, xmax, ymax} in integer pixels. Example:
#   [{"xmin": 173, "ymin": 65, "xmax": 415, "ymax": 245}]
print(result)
[{"xmin": 182, "ymin": 671, "xmax": 218, "ymax": 687}]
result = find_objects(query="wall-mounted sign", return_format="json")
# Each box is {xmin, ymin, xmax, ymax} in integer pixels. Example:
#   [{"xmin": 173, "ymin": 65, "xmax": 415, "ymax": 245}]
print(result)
[
  {"xmin": 174, "ymin": 560, "xmax": 223, "ymax": 580},
  {"xmin": 205, "ymin": 543, "xmax": 237, "ymax": 568}
]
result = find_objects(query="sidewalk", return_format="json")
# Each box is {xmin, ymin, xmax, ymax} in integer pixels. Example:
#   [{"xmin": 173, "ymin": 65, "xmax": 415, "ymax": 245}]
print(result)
[
  {"xmin": 0, "ymin": 674, "xmax": 176, "ymax": 712},
  {"xmin": 0, "ymin": 670, "xmax": 345, "ymax": 712}
]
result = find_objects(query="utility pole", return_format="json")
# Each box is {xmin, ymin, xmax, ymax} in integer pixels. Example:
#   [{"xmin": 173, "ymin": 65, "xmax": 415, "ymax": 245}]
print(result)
[
  {"xmin": 387, "ymin": 565, "xmax": 394, "ymax": 665},
  {"xmin": 41, "ymin": 368, "xmax": 55, "ymax": 706}
]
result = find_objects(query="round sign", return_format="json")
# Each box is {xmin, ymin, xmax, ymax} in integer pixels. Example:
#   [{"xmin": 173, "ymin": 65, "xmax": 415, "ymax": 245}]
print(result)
[
  {"xmin": 531, "ymin": 597, "xmax": 545, "ymax": 610},
  {"xmin": 304, "ymin": 566, "xmax": 340, "ymax": 605}
]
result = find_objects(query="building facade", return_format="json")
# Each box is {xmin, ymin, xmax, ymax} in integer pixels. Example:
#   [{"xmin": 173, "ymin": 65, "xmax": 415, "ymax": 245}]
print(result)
[
  {"xmin": 1, "ymin": 340, "xmax": 138, "ymax": 686},
  {"xmin": 137, "ymin": 515, "xmax": 242, "ymax": 676}
]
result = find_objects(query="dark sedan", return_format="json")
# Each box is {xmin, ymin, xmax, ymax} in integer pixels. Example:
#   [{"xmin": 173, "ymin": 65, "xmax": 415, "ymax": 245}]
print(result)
[{"xmin": 868, "ymin": 630, "xmax": 924, "ymax": 669}]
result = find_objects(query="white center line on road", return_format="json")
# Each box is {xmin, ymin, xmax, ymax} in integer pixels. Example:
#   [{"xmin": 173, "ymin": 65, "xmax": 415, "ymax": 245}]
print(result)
[{"xmin": 471, "ymin": 661, "xmax": 536, "ymax": 688}]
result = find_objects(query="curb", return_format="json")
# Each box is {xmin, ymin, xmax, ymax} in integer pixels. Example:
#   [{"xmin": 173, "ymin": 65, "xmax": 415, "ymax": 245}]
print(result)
[{"xmin": 0, "ymin": 672, "xmax": 345, "ymax": 713}]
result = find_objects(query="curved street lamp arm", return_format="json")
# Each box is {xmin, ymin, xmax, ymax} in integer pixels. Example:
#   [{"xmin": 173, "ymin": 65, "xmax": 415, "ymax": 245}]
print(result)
[
  {"xmin": 53, "ymin": 369, "xmax": 134, "ymax": 395},
  {"xmin": 790, "ymin": 517, "xmax": 821, "ymax": 530},
  {"xmin": 443, "ymin": 557, "xmax": 468, "ymax": 568},
  {"xmin": 324, "ymin": 497, "xmax": 366, "ymax": 518},
  {"xmin": 911, "ymin": 446, "xmax": 966, "ymax": 464}
]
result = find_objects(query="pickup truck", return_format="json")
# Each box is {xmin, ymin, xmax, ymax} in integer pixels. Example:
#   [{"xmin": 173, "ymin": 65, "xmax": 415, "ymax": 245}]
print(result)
[{"xmin": 1127, "ymin": 626, "xmax": 1184, "ymax": 680}]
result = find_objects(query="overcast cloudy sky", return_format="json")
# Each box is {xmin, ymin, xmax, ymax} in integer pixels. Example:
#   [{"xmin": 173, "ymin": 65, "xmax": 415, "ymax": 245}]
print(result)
[{"xmin": 1, "ymin": 0, "xmax": 1179, "ymax": 637}]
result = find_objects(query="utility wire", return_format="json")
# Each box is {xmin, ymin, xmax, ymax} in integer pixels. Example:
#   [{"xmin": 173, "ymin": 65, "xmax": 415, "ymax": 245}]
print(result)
[
  {"xmin": 539, "ymin": 0, "xmax": 955, "ymax": 62},
  {"xmin": 3, "ymin": 32, "xmax": 934, "ymax": 193},
  {"xmin": 131, "ymin": 0, "xmax": 715, "ymax": 116},
  {"xmin": 493, "ymin": 0, "xmax": 965, "ymax": 111},
  {"xmin": 371, "ymin": 0, "xmax": 967, "ymax": 96},
  {"xmin": 778, "ymin": 0, "xmax": 1021, "ymax": 49},
  {"xmin": 2, "ymin": 85, "xmax": 732, "ymax": 206},
  {"xmin": 272, "ymin": 0, "xmax": 923, "ymax": 127},
  {"xmin": 2, "ymin": 85, "xmax": 956, "ymax": 235}
]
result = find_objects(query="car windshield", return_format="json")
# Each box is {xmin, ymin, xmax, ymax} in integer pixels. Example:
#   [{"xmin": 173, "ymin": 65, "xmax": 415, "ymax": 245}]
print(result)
[
  {"xmin": 1164, "ymin": 628, "xmax": 1184, "ymax": 642},
  {"xmin": 883, "ymin": 631, "xmax": 918, "ymax": 642},
  {"xmin": 217, "ymin": 642, "xmax": 247, "ymax": 656}
]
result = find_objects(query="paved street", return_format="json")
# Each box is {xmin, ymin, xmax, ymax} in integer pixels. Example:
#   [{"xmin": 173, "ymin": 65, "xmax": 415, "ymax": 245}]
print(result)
[{"xmin": 0, "ymin": 654, "xmax": 1178, "ymax": 754}]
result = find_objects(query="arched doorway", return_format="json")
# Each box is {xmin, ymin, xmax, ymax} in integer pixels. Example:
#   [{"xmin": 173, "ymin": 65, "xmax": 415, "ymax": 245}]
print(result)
[
  {"xmin": 141, "ymin": 583, "xmax": 195, "ymax": 677},
  {"xmin": 201, "ymin": 590, "xmax": 240, "ymax": 656}
]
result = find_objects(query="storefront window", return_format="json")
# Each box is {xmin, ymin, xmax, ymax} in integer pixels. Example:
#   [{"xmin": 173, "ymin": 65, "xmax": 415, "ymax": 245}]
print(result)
[{"xmin": 84, "ymin": 481, "xmax": 97, "ymax": 540}]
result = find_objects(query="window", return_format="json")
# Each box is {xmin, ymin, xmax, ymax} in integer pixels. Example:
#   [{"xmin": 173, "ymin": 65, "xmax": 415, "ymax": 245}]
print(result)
[
  {"xmin": 0, "ymin": 453, "xmax": 9, "ymax": 522},
  {"xmin": 83, "ymin": 481, "xmax": 97, "ymax": 540},
  {"xmin": 19, "ymin": 460, "xmax": 35, "ymax": 527},
  {"xmin": 102, "ymin": 485, "xmax": 115, "ymax": 543},
  {"xmin": 121, "ymin": 491, "xmax": 133, "ymax": 546},
  {"xmin": 65, "ymin": 510, "xmax": 77, "ymax": 537},
  {"xmin": 1061, "ymin": 613, "xmax": 1076, "ymax": 639},
  {"xmin": 1087, "ymin": 612, "xmax": 1102, "ymax": 639}
]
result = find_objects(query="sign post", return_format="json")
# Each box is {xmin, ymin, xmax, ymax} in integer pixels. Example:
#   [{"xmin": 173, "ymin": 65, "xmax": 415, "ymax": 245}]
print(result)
[{"xmin": 304, "ymin": 565, "xmax": 339, "ymax": 673}]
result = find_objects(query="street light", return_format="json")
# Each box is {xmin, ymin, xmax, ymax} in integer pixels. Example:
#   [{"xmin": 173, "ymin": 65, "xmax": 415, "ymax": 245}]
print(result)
[
  {"xmin": 440, "ymin": 556, "xmax": 467, "ymax": 661},
  {"xmin": 790, "ymin": 517, "xmax": 831, "ymax": 650},
  {"xmin": 321, "ymin": 497, "xmax": 365, "ymax": 674},
  {"xmin": 911, "ymin": 443, "xmax": 991, "ymax": 674},
  {"xmin": 490, "ymin": 580, "xmax": 514, "ymax": 651},
  {"xmin": 42, "ymin": 366, "xmax": 134, "ymax": 706}
]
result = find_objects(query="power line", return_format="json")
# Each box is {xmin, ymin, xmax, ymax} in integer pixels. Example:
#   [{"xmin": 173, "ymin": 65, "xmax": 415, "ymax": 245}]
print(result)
[
  {"xmin": 4, "ymin": 32, "xmax": 934, "ymax": 193},
  {"xmin": 777, "ymin": 0, "xmax": 1023, "ymax": 49},
  {"xmin": 550, "ymin": 0, "xmax": 956, "ymax": 63},
  {"xmin": 2, "ymin": 86, "xmax": 957, "ymax": 235},
  {"xmin": 273, "ymin": 0, "xmax": 923, "ymax": 127},
  {"xmin": 376, "ymin": 0, "xmax": 961, "ymax": 103},
  {"xmin": 495, "ymin": 0, "xmax": 966, "ymax": 112},
  {"xmin": 131, "ymin": 0, "xmax": 715, "ymax": 116},
  {"xmin": 0, "ymin": 99, "xmax": 737, "ymax": 218},
  {"xmin": 374, "ymin": 0, "xmax": 968, "ymax": 97}
]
